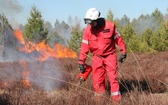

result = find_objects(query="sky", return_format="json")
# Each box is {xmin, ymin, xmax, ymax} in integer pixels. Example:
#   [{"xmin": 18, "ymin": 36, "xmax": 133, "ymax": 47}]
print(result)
[{"xmin": 0, "ymin": 0, "xmax": 168, "ymax": 28}]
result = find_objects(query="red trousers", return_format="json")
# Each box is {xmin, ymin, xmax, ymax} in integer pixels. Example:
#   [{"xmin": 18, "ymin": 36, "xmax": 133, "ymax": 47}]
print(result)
[{"xmin": 92, "ymin": 53, "xmax": 120, "ymax": 96}]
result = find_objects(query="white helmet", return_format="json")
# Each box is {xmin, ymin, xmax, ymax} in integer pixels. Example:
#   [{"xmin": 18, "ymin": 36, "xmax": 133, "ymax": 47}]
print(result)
[{"xmin": 84, "ymin": 8, "xmax": 101, "ymax": 24}]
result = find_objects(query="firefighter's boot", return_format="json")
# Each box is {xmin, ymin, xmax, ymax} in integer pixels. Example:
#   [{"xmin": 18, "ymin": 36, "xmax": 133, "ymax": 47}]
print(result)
[{"xmin": 111, "ymin": 94, "xmax": 121, "ymax": 104}]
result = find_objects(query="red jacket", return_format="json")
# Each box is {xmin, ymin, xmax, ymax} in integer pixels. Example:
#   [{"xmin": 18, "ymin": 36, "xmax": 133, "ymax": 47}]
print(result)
[{"xmin": 78, "ymin": 20, "xmax": 126, "ymax": 64}]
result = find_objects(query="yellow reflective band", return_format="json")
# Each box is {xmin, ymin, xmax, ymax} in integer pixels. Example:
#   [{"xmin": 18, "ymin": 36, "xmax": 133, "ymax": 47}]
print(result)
[{"xmin": 82, "ymin": 39, "xmax": 89, "ymax": 44}]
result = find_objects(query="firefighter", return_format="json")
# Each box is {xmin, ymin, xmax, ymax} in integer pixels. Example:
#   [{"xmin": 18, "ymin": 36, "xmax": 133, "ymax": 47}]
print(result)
[{"xmin": 78, "ymin": 8, "xmax": 127, "ymax": 102}]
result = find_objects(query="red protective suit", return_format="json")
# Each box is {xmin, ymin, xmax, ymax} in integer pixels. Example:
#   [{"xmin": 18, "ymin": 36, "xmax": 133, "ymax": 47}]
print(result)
[{"xmin": 78, "ymin": 20, "xmax": 126, "ymax": 100}]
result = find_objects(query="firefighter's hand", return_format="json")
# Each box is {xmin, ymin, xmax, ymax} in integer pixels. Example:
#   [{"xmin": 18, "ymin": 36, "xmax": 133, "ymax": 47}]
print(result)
[
  {"xmin": 78, "ymin": 64, "xmax": 86, "ymax": 74},
  {"xmin": 119, "ymin": 53, "xmax": 127, "ymax": 63}
]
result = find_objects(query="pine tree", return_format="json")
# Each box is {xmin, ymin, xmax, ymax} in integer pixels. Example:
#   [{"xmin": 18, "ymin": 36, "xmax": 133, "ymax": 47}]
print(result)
[
  {"xmin": 24, "ymin": 5, "xmax": 48, "ymax": 43},
  {"xmin": 151, "ymin": 8, "xmax": 164, "ymax": 24},
  {"xmin": 120, "ymin": 15, "xmax": 130, "ymax": 29},
  {"xmin": 0, "ymin": 13, "xmax": 17, "ymax": 47},
  {"xmin": 106, "ymin": 8, "xmax": 114, "ymax": 22},
  {"xmin": 122, "ymin": 24, "xmax": 140, "ymax": 52},
  {"xmin": 140, "ymin": 28, "xmax": 155, "ymax": 52},
  {"xmin": 68, "ymin": 23, "xmax": 83, "ymax": 53},
  {"xmin": 155, "ymin": 21, "xmax": 168, "ymax": 51}
]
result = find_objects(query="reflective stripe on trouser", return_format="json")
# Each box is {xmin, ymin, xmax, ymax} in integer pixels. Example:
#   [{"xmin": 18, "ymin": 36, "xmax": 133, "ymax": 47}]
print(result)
[
  {"xmin": 111, "ymin": 91, "xmax": 121, "ymax": 102},
  {"xmin": 111, "ymin": 91, "xmax": 121, "ymax": 96},
  {"xmin": 94, "ymin": 92, "xmax": 104, "ymax": 96},
  {"xmin": 92, "ymin": 53, "xmax": 120, "ymax": 94}
]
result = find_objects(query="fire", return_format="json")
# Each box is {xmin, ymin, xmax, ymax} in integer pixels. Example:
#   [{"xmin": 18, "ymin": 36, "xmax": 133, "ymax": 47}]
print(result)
[
  {"xmin": 14, "ymin": 30, "xmax": 25, "ymax": 44},
  {"xmin": 12, "ymin": 29, "xmax": 77, "ymax": 89},
  {"xmin": 55, "ymin": 43, "xmax": 77, "ymax": 58},
  {"xmin": 13, "ymin": 29, "xmax": 77, "ymax": 60},
  {"xmin": 20, "ymin": 61, "xmax": 31, "ymax": 88},
  {"xmin": 22, "ymin": 70, "xmax": 31, "ymax": 88}
]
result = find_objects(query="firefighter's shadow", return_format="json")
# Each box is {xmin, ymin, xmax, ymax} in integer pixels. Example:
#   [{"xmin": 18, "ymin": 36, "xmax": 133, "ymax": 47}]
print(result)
[
  {"xmin": 119, "ymin": 79, "xmax": 150, "ymax": 94},
  {"xmin": 106, "ymin": 79, "xmax": 151, "ymax": 94}
]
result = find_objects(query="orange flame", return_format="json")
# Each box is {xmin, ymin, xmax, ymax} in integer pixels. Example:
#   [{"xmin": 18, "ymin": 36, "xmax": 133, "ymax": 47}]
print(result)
[
  {"xmin": 20, "ymin": 61, "xmax": 31, "ymax": 88},
  {"xmin": 12, "ymin": 29, "xmax": 77, "ymax": 89},
  {"xmin": 22, "ymin": 70, "xmax": 31, "ymax": 87},
  {"xmin": 14, "ymin": 30, "xmax": 25, "ymax": 44},
  {"xmin": 13, "ymin": 29, "xmax": 77, "ymax": 60},
  {"xmin": 55, "ymin": 43, "xmax": 77, "ymax": 58}
]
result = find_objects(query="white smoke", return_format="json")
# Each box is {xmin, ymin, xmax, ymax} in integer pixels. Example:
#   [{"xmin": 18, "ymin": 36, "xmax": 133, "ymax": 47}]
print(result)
[
  {"xmin": 0, "ymin": 0, "xmax": 67, "ymax": 91},
  {"xmin": 0, "ymin": 0, "xmax": 23, "ymax": 28},
  {"xmin": 28, "ymin": 59, "xmax": 64, "ymax": 91},
  {"xmin": 0, "ymin": 0, "xmax": 22, "ymax": 13}
]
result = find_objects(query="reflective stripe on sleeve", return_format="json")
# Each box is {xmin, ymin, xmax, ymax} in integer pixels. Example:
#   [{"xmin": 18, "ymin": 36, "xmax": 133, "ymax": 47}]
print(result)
[
  {"xmin": 82, "ymin": 39, "xmax": 89, "ymax": 44},
  {"xmin": 111, "ymin": 91, "xmax": 121, "ymax": 96},
  {"xmin": 114, "ymin": 34, "xmax": 121, "ymax": 40}
]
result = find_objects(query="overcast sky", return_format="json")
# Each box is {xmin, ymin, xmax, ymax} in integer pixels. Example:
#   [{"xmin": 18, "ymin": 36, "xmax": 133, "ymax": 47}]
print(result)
[{"xmin": 0, "ymin": 0, "xmax": 168, "ymax": 28}]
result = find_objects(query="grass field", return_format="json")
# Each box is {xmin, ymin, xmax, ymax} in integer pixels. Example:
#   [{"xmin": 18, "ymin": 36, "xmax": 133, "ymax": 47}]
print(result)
[{"xmin": 0, "ymin": 51, "xmax": 168, "ymax": 105}]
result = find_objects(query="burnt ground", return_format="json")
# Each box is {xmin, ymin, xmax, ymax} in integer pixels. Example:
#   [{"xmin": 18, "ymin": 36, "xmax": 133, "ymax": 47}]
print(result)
[{"xmin": 0, "ymin": 51, "xmax": 168, "ymax": 105}]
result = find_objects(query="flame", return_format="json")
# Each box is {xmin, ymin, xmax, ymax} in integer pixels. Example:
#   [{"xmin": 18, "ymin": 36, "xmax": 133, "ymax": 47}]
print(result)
[
  {"xmin": 14, "ymin": 30, "xmax": 25, "ymax": 44},
  {"xmin": 55, "ymin": 43, "xmax": 77, "ymax": 58},
  {"xmin": 13, "ymin": 29, "xmax": 77, "ymax": 88},
  {"xmin": 22, "ymin": 70, "xmax": 31, "ymax": 87},
  {"xmin": 20, "ymin": 61, "xmax": 31, "ymax": 88},
  {"xmin": 8, "ymin": 29, "xmax": 79, "ymax": 90},
  {"xmin": 13, "ymin": 29, "xmax": 77, "ymax": 60}
]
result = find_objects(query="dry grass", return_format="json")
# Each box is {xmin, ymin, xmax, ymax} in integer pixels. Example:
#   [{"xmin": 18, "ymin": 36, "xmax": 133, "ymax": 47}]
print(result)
[{"xmin": 0, "ymin": 51, "xmax": 168, "ymax": 105}]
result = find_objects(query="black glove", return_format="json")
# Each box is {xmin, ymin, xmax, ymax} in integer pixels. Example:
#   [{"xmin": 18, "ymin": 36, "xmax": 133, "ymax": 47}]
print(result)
[
  {"xmin": 119, "ymin": 53, "xmax": 127, "ymax": 63},
  {"xmin": 78, "ymin": 64, "xmax": 86, "ymax": 74}
]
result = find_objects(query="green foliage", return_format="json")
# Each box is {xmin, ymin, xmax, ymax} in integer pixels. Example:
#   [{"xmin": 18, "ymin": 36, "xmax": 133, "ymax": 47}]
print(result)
[
  {"xmin": 105, "ymin": 9, "xmax": 122, "ymax": 31},
  {"xmin": 119, "ymin": 15, "xmax": 130, "ymax": 29},
  {"xmin": 139, "ymin": 28, "xmax": 165, "ymax": 52},
  {"xmin": 24, "ymin": 5, "xmax": 48, "ymax": 43},
  {"xmin": 154, "ymin": 21, "xmax": 168, "ymax": 51},
  {"xmin": 68, "ymin": 24, "xmax": 83, "ymax": 53},
  {"xmin": 139, "ymin": 41, "xmax": 151, "ymax": 52},
  {"xmin": 105, "ymin": 7, "xmax": 167, "ymax": 53},
  {"xmin": 106, "ymin": 9, "xmax": 114, "ymax": 22},
  {"xmin": 114, "ymin": 18, "xmax": 122, "ymax": 32},
  {"xmin": 133, "ymin": 9, "xmax": 163, "ymax": 38},
  {"xmin": 151, "ymin": 8, "xmax": 164, "ymax": 24},
  {"xmin": 122, "ymin": 24, "xmax": 140, "ymax": 52},
  {"xmin": 151, "ymin": 34, "xmax": 166, "ymax": 51},
  {"xmin": 141, "ymin": 28, "xmax": 153, "ymax": 47},
  {"xmin": 140, "ymin": 28, "xmax": 155, "ymax": 52}
]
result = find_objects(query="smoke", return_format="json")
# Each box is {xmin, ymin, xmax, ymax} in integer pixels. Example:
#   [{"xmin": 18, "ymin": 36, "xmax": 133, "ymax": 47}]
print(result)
[
  {"xmin": 0, "ymin": 25, "xmax": 66, "ymax": 92},
  {"xmin": 28, "ymin": 59, "xmax": 64, "ymax": 91},
  {"xmin": 0, "ymin": 42, "xmax": 65, "ymax": 91},
  {"xmin": 0, "ymin": 59, "xmax": 65, "ymax": 91},
  {"xmin": 0, "ymin": 0, "xmax": 22, "ymax": 14},
  {"xmin": 0, "ymin": 0, "xmax": 23, "ymax": 28},
  {"xmin": 0, "ymin": 0, "xmax": 73, "ymax": 90},
  {"xmin": 0, "ymin": 45, "xmax": 64, "ymax": 92},
  {"xmin": 134, "ymin": 16, "xmax": 160, "ymax": 36},
  {"xmin": 0, "ymin": 25, "xmax": 28, "ymax": 62}
]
